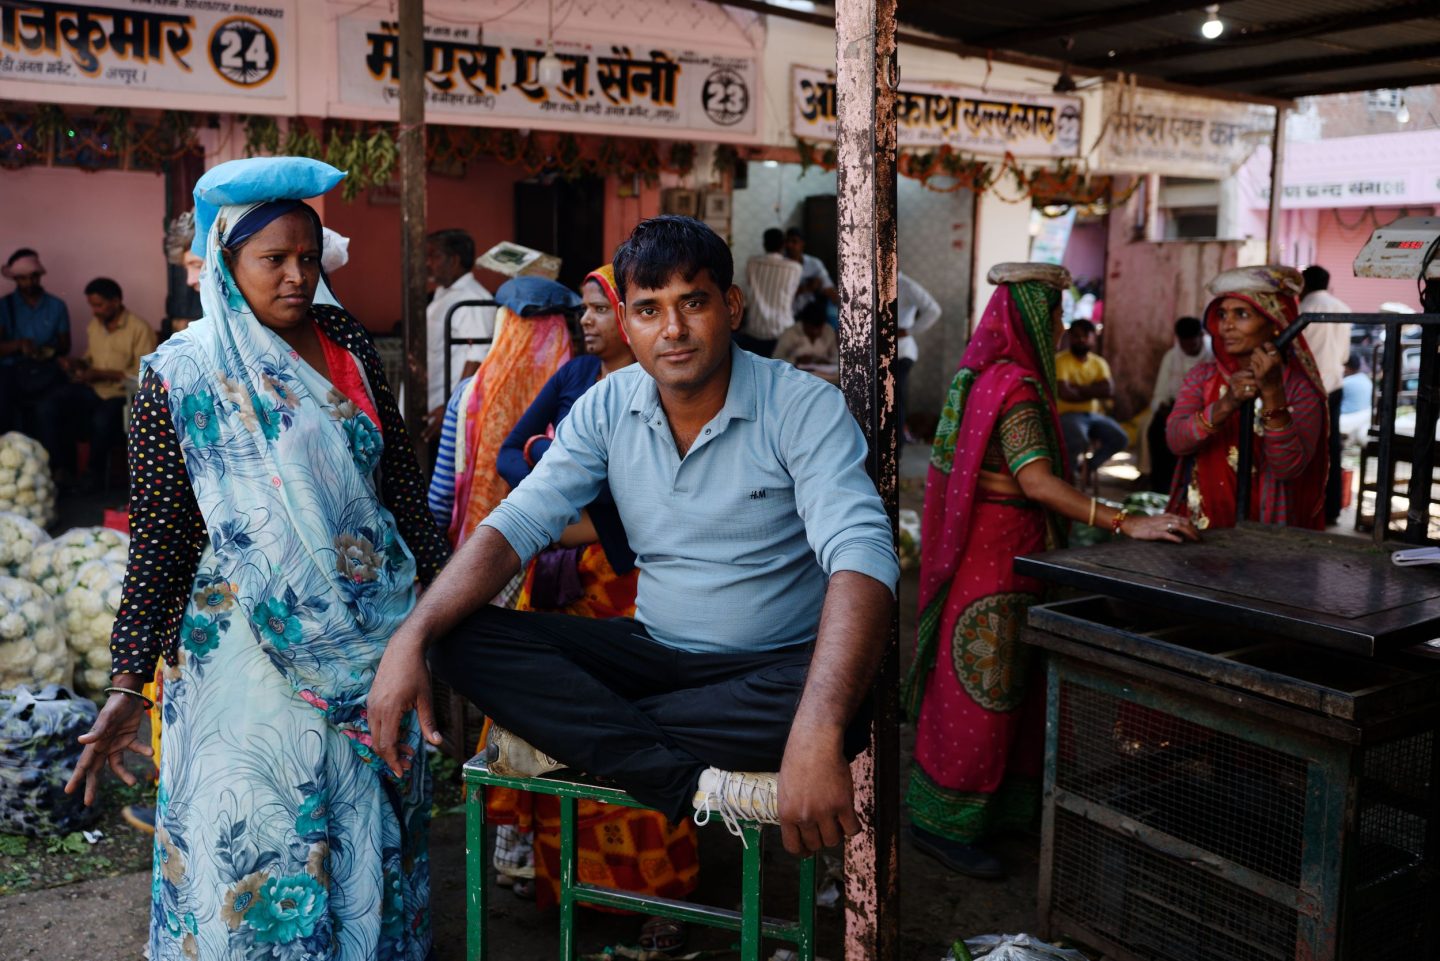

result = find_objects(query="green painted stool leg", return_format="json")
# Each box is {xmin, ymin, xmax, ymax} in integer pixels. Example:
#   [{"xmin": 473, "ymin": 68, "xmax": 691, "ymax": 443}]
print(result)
[
  {"xmin": 740, "ymin": 825, "xmax": 763, "ymax": 961},
  {"xmin": 559, "ymin": 795, "xmax": 578, "ymax": 961},
  {"xmin": 796, "ymin": 853, "xmax": 816, "ymax": 961},
  {"xmin": 466, "ymin": 785, "xmax": 488, "ymax": 961}
]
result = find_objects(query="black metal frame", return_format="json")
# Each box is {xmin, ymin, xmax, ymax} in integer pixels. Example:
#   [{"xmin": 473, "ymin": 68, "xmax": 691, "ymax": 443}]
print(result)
[
  {"xmin": 441, "ymin": 299, "xmax": 498, "ymax": 400},
  {"xmin": 1235, "ymin": 312, "xmax": 1440, "ymax": 545}
]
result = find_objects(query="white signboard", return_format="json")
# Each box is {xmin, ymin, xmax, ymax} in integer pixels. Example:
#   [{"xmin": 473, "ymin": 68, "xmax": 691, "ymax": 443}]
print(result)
[
  {"xmin": 0, "ymin": 0, "xmax": 290, "ymax": 98},
  {"xmin": 1097, "ymin": 85, "xmax": 1272, "ymax": 179},
  {"xmin": 337, "ymin": 16, "xmax": 758, "ymax": 139},
  {"xmin": 791, "ymin": 65, "xmax": 1081, "ymax": 158}
]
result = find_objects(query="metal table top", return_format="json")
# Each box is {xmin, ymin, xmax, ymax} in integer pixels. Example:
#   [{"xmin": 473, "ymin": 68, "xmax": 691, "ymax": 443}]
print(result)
[{"xmin": 1015, "ymin": 525, "xmax": 1440, "ymax": 657}]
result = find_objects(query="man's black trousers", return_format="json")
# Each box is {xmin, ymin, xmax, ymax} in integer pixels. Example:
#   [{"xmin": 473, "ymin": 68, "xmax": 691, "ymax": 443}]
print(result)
[{"xmin": 431, "ymin": 606, "xmax": 868, "ymax": 823}]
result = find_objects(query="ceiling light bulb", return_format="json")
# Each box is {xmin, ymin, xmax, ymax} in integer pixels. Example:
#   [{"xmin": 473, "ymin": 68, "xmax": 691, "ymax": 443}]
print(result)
[
  {"xmin": 1397, "ymin": 101, "xmax": 1411, "ymax": 124},
  {"xmin": 1201, "ymin": 5, "xmax": 1223, "ymax": 39},
  {"xmin": 538, "ymin": 47, "xmax": 565, "ymax": 87}
]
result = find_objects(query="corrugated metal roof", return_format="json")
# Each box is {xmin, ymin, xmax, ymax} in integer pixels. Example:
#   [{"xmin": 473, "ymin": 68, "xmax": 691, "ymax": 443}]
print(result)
[{"xmin": 897, "ymin": 0, "xmax": 1440, "ymax": 99}]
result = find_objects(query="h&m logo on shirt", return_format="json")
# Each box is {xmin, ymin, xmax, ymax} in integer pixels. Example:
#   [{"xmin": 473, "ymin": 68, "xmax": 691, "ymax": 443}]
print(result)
[{"xmin": 749, "ymin": 489, "xmax": 767, "ymax": 500}]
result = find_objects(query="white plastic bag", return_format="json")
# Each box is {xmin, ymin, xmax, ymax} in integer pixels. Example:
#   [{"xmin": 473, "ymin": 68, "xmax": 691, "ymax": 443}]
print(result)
[
  {"xmin": 945, "ymin": 934, "xmax": 1089, "ymax": 961},
  {"xmin": 0, "ymin": 575, "xmax": 71, "ymax": 690}
]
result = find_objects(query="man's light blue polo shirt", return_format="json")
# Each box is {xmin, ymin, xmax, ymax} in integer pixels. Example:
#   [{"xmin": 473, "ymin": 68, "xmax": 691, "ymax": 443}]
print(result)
[
  {"xmin": 0, "ymin": 292, "xmax": 69, "ymax": 366},
  {"xmin": 483, "ymin": 345, "xmax": 899, "ymax": 654}
]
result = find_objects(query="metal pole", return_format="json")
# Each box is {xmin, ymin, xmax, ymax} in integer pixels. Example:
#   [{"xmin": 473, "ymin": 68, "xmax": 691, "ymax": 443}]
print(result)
[
  {"xmin": 398, "ymin": 0, "xmax": 428, "ymax": 455},
  {"xmin": 834, "ymin": 0, "xmax": 899, "ymax": 957},
  {"xmin": 1265, "ymin": 106, "xmax": 1287, "ymax": 264},
  {"xmin": 1403, "ymin": 326, "xmax": 1438, "ymax": 542},
  {"xmin": 1374, "ymin": 327, "xmax": 1402, "ymax": 543}
]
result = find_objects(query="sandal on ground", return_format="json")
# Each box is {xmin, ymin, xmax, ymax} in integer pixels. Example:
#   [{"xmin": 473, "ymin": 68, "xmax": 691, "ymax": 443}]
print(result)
[
  {"xmin": 638, "ymin": 915, "xmax": 687, "ymax": 956},
  {"xmin": 908, "ymin": 825, "xmax": 1005, "ymax": 880}
]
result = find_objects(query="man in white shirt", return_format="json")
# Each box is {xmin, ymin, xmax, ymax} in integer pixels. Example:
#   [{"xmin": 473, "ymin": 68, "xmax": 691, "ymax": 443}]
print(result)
[
  {"xmin": 1146, "ymin": 315, "xmax": 1212, "ymax": 493},
  {"xmin": 425, "ymin": 229, "xmax": 497, "ymax": 439},
  {"xmin": 896, "ymin": 272, "xmax": 941, "ymax": 444},
  {"xmin": 784, "ymin": 228, "xmax": 838, "ymax": 319},
  {"xmin": 740, "ymin": 228, "xmax": 803, "ymax": 357},
  {"xmin": 1300, "ymin": 265, "xmax": 1353, "ymax": 525}
]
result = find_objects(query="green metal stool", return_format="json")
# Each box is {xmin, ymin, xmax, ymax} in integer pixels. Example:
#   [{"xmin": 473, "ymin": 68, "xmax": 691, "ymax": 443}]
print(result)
[{"xmin": 463, "ymin": 755, "xmax": 817, "ymax": 961}]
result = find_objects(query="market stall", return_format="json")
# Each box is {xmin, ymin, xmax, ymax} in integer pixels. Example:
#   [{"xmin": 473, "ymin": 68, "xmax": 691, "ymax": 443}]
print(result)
[{"xmin": 1018, "ymin": 526, "xmax": 1440, "ymax": 961}]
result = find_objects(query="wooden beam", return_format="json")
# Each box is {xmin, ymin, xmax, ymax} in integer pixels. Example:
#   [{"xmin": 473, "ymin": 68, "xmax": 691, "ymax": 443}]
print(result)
[
  {"xmin": 1262, "ymin": 69, "xmax": 1440, "ymax": 99},
  {"xmin": 1171, "ymin": 41, "xmax": 1440, "ymax": 87},
  {"xmin": 398, "ymin": 0, "xmax": 428, "ymax": 454},
  {"xmin": 971, "ymin": 0, "xmax": 1218, "ymax": 49},
  {"xmin": 833, "ymin": 0, "xmax": 900, "ymax": 956},
  {"xmin": 1266, "ymin": 106, "xmax": 1287, "ymax": 266},
  {"xmin": 1078, "ymin": 0, "xmax": 1438, "ymax": 69}
]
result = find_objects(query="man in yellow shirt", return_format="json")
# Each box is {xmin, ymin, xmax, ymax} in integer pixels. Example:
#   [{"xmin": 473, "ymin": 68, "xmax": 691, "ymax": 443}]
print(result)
[
  {"xmin": 1055, "ymin": 318, "xmax": 1128, "ymax": 483},
  {"xmin": 53, "ymin": 278, "xmax": 156, "ymax": 491}
]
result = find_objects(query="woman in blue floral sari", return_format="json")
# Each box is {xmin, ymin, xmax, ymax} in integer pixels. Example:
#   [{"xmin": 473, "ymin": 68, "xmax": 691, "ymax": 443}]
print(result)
[{"xmin": 66, "ymin": 158, "xmax": 449, "ymax": 961}]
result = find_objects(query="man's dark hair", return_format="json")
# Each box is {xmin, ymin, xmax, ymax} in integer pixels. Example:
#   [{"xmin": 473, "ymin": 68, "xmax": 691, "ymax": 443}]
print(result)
[
  {"xmin": 1070, "ymin": 318, "xmax": 1096, "ymax": 335},
  {"xmin": 427, "ymin": 228, "xmax": 475, "ymax": 267},
  {"xmin": 6, "ymin": 249, "xmax": 37, "ymax": 267},
  {"xmin": 1174, "ymin": 315, "xmax": 1203, "ymax": 339},
  {"xmin": 1346, "ymin": 351, "xmax": 1361, "ymax": 372},
  {"xmin": 1302, "ymin": 265, "xmax": 1330, "ymax": 292},
  {"xmin": 762, "ymin": 228, "xmax": 785, "ymax": 253},
  {"xmin": 613, "ymin": 215, "xmax": 733, "ymax": 301},
  {"xmin": 84, "ymin": 277, "xmax": 123, "ymax": 301},
  {"xmin": 785, "ymin": 227, "xmax": 806, "ymax": 242}
]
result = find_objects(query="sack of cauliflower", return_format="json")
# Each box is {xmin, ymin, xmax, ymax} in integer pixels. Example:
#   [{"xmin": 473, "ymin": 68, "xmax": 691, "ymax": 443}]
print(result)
[
  {"xmin": 0, "ymin": 511, "xmax": 49, "ymax": 579},
  {"xmin": 0, "ymin": 432, "xmax": 57, "ymax": 526},
  {"xmin": 0, "ymin": 576, "xmax": 71, "ymax": 691},
  {"xmin": 20, "ymin": 528, "xmax": 129, "ymax": 700},
  {"xmin": 0, "ymin": 684, "xmax": 100, "ymax": 836}
]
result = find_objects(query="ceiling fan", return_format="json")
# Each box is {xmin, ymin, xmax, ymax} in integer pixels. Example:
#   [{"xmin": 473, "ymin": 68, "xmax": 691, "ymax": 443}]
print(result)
[{"xmin": 1024, "ymin": 37, "xmax": 1104, "ymax": 94}]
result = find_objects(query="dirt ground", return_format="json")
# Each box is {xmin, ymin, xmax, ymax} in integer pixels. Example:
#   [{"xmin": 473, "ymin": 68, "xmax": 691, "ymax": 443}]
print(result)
[{"xmin": 1, "ymin": 444, "xmax": 1046, "ymax": 960}]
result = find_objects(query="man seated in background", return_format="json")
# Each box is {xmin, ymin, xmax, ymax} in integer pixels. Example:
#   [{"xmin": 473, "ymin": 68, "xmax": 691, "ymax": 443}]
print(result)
[
  {"xmin": 1339, "ymin": 352, "xmax": 1373, "ymax": 448},
  {"xmin": 1056, "ymin": 318, "xmax": 1129, "ymax": 484},
  {"xmin": 773, "ymin": 299, "xmax": 839, "ymax": 382},
  {"xmin": 785, "ymin": 228, "xmax": 839, "ymax": 322},
  {"xmin": 739, "ymin": 227, "xmax": 803, "ymax": 358},
  {"xmin": 53, "ymin": 278, "xmax": 156, "ymax": 492},
  {"xmin": 1146, "ymin": 315, "xmax": 1212, "ymax": 493}
]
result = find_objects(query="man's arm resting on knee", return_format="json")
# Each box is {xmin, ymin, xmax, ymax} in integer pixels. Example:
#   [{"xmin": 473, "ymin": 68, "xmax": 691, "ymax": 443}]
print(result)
[
  {"xmin": 778, "ymin": 569, "xmax": 892, "ymax": 856},
  {"xmin": 369, "ymin": 526, "xmax": 522, "ymax": 775}
]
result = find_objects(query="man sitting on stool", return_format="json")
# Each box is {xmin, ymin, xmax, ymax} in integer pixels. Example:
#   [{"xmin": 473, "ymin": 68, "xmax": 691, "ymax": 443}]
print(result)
[
  {"xmin": 1056, "ymin": 318, "xmax": 1128, "ymax": 485},
  {"xmin": 369, "ymin": 216, "xmax": 898, "ymax": 856}
]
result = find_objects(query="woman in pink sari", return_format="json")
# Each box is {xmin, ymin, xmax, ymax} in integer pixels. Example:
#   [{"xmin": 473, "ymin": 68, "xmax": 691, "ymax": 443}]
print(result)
[{"xmin": 904, "ymin": 263, "xmax": 1197, "ymax": 878}]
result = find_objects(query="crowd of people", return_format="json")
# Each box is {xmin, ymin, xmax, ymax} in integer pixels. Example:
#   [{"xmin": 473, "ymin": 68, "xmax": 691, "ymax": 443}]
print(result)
[{"xmin": 7, "ymin": 151, "xmax": 1359, "ymax": 960}]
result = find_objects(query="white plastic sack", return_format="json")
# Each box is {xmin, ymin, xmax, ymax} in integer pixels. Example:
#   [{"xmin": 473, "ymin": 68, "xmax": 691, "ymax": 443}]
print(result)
[
  {"xmin": 63, "ymin": 558, "xmax": 126, "ymax": 699},
  {"xmin": 0, "ymin": 431, "xmax": 57, "ymax": 525},
  {"xmin": 946, "ymin": 934, "xmax": 1089, "ymax": 961},
  {"xmin": 0, "ymin": 511, "xmax": 49, "ymax": 578}
]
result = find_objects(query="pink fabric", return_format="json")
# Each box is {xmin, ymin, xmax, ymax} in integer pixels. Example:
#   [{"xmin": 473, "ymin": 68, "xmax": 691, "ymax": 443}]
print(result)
[{"xmin": 917, "ymin": 286, "xmax": 1065, "ymax": 620}]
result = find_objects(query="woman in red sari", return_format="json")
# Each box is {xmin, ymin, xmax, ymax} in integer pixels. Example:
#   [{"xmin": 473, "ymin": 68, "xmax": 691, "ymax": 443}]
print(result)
[
  {"xmin": 1166, "ymin": 265, "xmax": 1328, "ymax": 529},
  {"xmin": 905, "ymin": 263, "xmax": 1196, "ymax": 879}
]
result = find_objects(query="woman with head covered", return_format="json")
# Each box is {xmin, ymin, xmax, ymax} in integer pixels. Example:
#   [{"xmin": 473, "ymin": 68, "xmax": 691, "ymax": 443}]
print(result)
[{"xmin": 67, "ymin": 157, "xmax": 448, "ymax": 960}]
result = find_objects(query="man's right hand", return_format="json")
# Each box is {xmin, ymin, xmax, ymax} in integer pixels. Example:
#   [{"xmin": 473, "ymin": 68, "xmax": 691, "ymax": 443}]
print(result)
[{"xmin": 368, "ymin": 633, "xmax": 443, "ymax": 778}]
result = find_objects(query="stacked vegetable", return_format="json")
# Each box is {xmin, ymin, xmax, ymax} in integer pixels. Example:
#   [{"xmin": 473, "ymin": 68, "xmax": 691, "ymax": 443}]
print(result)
[
  {"xmin": 24, "ymin": 528, "xmax": 129, "ymax": 700},
  {"xmin": 0, "ymin": 432, "xmax": 57, "ymax": 526},
  {"xmin": 0, "ymin": 576, "xmax": 69, "ymax": 691},
  {"xmin": 0, "ymin": 512, "xmax": 48, "ymax": 578}
]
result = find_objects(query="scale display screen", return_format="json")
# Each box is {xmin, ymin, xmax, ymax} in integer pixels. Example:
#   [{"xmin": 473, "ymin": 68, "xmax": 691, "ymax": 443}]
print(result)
[{"xmin": 1386, "ymin": 240, "xmax": 1427, "ymax": 249}]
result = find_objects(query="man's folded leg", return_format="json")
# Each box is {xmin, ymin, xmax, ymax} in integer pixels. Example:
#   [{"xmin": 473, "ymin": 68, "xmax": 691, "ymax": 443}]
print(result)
[{"xmin": 431, "ymin": 605, "xmax": 710, "ymax": 822}]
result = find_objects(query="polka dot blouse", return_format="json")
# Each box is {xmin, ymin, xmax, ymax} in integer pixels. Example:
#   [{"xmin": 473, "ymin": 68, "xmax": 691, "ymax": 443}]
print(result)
[{"xmin": 110, "ymin": 304, "xmax": 451, "ymax": 676}]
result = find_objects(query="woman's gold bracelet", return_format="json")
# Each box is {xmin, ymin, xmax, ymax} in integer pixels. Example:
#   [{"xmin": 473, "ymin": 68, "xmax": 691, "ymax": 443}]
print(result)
[
  {"xmin": 104, "ymin": 686, "xmax": 155, "ymax": 710},
  {"xmin": 1197, "ymin": 408, "xmax": 1216, "ymax": 433},
  {"xmin": 1088, "ymin": 497, "xmax": 1098, "ymax": 527}
]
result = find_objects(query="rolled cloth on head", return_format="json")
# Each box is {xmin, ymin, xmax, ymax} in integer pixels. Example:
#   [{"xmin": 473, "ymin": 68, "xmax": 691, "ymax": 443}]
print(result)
[{"xmin": 1, "ymin": 253, "xmax": 45, "ymax": 279}]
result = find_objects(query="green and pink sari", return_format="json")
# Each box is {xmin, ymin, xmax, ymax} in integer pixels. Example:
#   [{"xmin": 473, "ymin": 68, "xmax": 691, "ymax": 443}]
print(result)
[{"xmin": 904, "ymin": 281, "xmax": 1066, "ymax": 843}]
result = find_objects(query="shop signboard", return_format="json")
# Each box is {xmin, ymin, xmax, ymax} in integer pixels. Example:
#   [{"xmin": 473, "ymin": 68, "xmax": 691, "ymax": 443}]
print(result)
[
  {"xmin": 0, "ymin": 0, "xmax": 291, "ymax": 101},
  {"xmin": 790, "ymin": 65, "xmax": 1081, "ymax": 158},
  {"xmin": 336, "ymin": 14, "xmax": 758, "ymax": 139},
  {"xmin": 1096, "ymin": 84, "xmax": 1272, "ymax": 179}
]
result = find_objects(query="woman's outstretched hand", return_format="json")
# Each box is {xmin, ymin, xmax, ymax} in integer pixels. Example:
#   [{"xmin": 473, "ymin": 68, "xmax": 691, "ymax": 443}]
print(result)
[
  {"xmin": 64, "ymin": 691, "xmax": 152, "ymax": 807},
  {"xmin": 1122, "ymin": 513, "xmax": 1200, "ymax": 543}
]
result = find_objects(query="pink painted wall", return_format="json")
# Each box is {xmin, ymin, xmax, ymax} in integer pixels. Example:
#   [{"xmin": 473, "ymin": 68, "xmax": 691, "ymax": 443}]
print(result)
[
  {"xmin": 0, "ymin": 165, "xmax": 167, "ymax": 354},
  {"xmin": 603, "ymin": 177, "xmax": 663, "ymax": 264},
  {"xmin": 1104, "ymin": 182, "xmax": 1253, "ymax": 419},
  {"xmin": 1062, "ymin": 220, "xmax": 1108, "ymax": 287},
  {"xmin": 322, "ymin": 160, "xmax": 532, "ymax": 333}
]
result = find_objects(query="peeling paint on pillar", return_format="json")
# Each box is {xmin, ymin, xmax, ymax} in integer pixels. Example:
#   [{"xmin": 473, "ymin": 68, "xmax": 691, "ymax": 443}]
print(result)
[{"xmin": 834, "ymin": 0, "xmax": 899, "ymax": 958}]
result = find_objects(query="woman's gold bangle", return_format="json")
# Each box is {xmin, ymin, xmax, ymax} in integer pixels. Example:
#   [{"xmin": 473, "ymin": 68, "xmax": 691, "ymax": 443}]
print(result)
[
  {"xmin": 1197, "ymin": 408, "xmax": 1216, "ymax": 433},
  {"xmin": 1087, "ymin": 497, "xmax": 1097, "ymax": 527}
]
